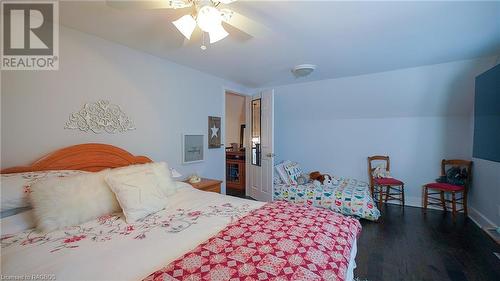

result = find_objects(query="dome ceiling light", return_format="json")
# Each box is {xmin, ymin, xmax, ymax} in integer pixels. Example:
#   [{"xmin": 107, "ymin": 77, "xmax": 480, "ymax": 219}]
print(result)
[{"xmin": 292, "ymin": 64, "xmax": 317, "ymax": 78}]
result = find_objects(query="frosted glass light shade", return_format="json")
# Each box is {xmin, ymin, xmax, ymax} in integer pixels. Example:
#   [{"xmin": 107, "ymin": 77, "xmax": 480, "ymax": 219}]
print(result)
[
  {"xmin": 209, "ymin": 25, "xmax": 229, "ymax": 43},
  {"xmin": 173, "ymin": 15, "xmax": 196, "ymax": 40},
  {"xmin": 197, "ymin": 6, "xmax": 222, "ymax": 32}
]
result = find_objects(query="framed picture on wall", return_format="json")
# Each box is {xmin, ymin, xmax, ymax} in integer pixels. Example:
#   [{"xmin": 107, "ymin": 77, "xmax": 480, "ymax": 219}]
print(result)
[
  {"xmin": 182, "ymin": 134, "xmax": 204, "ymax": 164},
  {"xmin": 208, "ymin": 116, "xmax": 222, "ymax": 149}
]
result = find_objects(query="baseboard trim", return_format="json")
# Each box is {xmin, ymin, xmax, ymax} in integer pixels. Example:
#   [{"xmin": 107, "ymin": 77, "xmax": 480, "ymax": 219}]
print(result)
[
  {"xmin": 468, "ymin": 207, "xmax": 498, "ymax": 229},
  {"xmin": 382, "ymin": 195, "xmax": 499, "ymax": 240},
  {"xmin": 384, "ymin": 195, "xmax": 446, "ymax": 211}
]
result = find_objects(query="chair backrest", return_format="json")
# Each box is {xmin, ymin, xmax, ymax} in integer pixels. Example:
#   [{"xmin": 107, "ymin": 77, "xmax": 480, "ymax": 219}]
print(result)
[
  {"xmin": 367, "ymin": 155, "xmax": 390, "ymax": 192},
  {"xmin": 441, "ymin": 159, "xmax": 473, "ymax": 190}
]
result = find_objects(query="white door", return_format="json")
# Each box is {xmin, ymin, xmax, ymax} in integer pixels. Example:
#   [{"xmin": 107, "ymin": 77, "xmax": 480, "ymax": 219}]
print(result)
[{"xmin": 247, "ymin": 90, "xmax": 274, "ymax": 201}]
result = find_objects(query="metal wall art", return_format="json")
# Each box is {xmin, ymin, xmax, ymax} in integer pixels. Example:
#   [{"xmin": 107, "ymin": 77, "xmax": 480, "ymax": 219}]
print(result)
[
  {"xmin": 64, "ymin": 100, "xmax": 135, "ymax": 134},
  {"xmin": 208, "ymin": 116, "xmax": 221, "ymax": 149}
]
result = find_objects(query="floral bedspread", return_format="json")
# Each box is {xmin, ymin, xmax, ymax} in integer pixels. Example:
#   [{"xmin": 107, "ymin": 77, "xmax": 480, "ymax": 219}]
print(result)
[
  {"xmin": 144, "ymin": 201, "xmax": 361, "ymax": 281},
  {"xmin": 1, "ymin": 203, "xmax": 252, "ymax": 253},
  {"xmin": 274, "ymin": 177, "xmax": 380, "ymax": 221}
]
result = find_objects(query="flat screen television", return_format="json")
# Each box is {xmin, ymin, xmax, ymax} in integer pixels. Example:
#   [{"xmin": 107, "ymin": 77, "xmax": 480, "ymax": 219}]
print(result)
[{"xmin": 473, "ymin": 64, "xmax": 500, "ymax": 162}]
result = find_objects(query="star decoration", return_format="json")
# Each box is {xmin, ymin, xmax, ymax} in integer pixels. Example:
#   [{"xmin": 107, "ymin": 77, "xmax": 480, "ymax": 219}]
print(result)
[{"xmin": 211, "ymin": 125, "xmax": 219, "ymax": 139}]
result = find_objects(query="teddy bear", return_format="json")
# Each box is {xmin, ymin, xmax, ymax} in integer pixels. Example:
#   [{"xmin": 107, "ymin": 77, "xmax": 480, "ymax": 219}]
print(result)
[{"xmin": 309, "ymin": 171, "xmax": 334, "ymax": 186}]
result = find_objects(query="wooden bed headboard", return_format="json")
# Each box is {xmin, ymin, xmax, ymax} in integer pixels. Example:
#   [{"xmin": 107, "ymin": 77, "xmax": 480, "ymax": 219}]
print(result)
[{"xmin": 1, "ymin": 143, "xmax": 153, "ymax": 174}]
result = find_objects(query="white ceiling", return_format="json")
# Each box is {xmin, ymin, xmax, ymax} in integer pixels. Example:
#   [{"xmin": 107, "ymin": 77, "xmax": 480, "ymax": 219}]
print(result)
[{"xmin": 59, "ymin": 1, "xmax": 500, "ymax": 88}]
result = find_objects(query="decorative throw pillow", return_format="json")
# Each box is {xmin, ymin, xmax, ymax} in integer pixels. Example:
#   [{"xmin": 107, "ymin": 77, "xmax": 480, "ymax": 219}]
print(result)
[
  {"xmin": 1, "ymin": 170, "xmax": 88, "ymax": 212},
  {"xmin": 29, "ymin": 170, "xmax": 121, "ymax": 232},
  {"xmin": 283, "ymin": 161, "xmax": 303, "ymax": 185},
  {"xmin": 273, "ymin": 174, "xmax": 284, "ymax": 185},
  {"xmin": 372, "ymin": 164, "xmax": 390, "ymax": 178},
  {"xmin": 275, "ymin": 161, "xmax": 291, "ymax": 185},
  {"xmin": 105, "ymin": 166, "xmax": 169, "ymax": 223}
]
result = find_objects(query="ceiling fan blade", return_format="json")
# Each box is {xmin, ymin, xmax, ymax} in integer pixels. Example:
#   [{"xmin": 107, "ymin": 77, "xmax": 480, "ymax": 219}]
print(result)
[
  {"xmin": 220, "ymin": 8, "xmax": 271, "ymax": 38},
  {"xmin": 218, "ymin": 0, "xmax": 238, "ymax": 4},
  {"xmin": 182, "ymin": 37, "xmax": 190, "ymax": 46},
  {"xmin": 181, "ymin": 28, "xmax": 203, "ymax": 46},
  {"xmin": 106, "ymin": 0, "xmax": 192, "ymax": 10}
]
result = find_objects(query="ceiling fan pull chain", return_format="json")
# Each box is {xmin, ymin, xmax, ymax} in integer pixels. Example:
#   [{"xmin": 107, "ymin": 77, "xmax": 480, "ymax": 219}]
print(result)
[{"xmin": 201, "ymin": 32, "xmax": 207, "ymax": 50}]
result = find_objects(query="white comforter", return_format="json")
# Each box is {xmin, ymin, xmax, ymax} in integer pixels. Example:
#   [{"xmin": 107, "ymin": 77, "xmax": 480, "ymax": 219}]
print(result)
[
  {"xmin": 1, "ymin": 182, "xmax": 357, "ymax": 281},
  {"xmin": 1, "ymin": 182, "xmax": 264, "ymax": 280}
]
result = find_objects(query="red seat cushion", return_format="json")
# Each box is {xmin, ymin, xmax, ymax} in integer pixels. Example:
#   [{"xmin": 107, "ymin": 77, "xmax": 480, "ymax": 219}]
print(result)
[
  {"xmin": 374, "ymin": 178, "xmax": 404, "ymax": 186},
  {"xmin": 425, "ymin": 182, "xmax": 464, "ymax": 191}
]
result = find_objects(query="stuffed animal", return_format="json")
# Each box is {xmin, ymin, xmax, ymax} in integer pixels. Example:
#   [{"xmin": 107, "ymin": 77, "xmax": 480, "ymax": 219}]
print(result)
[
  {"xmin": 309, "ymin": 171, "xmax": 334, "ymax": 186},
  {"xmin": 322, "ymin": 174, "xmax": 333, "ymax": 186},
  {"xmin": 312, "ymin": 179, "xmax": 322, "ymax": 187},
  {"xmin": 296, "ymin": 174, "xmax": 309, "ymax": 185},
  {"xmin": 309, "ymin": 171, "xmax": 321, "ymax": 181}
]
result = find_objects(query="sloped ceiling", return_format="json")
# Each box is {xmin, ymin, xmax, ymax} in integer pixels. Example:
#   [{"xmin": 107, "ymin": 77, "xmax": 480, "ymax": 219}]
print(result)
[
  {"xmin": 59, "ymin": 1, "xmax": 500, "ymax": 88},
  {"xmin": 274, "ymin": 57, "xmax": 497, "ymax": 119}
]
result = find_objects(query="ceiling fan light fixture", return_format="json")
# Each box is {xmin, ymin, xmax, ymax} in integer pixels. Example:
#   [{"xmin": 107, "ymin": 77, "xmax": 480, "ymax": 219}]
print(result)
[
  {"xmin": 172, "ymin": 15, "xmax": 196, "ymax": 40},
  {"xmin": 209, "ymin": 25, "xmax": 229, "ymax": 43},
  {"xmin": 197, "ymin": 5, "xmax": 222, "ymax": 32},
  {"xmin": 292, "ymin": 64, "xmax": 317, "ymax": 77}
]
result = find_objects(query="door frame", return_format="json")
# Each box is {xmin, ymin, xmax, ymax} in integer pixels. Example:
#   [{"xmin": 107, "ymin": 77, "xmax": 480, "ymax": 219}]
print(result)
[
  {"xmin": 245, "ymin": 95, "xmax": 252, "ymax": 197},
  {"xmin": 222, "ymin": 86, "xmax": 249, "ymax": 195}
]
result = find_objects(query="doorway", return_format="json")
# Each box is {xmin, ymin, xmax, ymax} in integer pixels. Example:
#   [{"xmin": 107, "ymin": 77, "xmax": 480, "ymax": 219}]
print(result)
[{"xmin": 225, "ymin": 91, "xmax": 247, "ymax": 198}]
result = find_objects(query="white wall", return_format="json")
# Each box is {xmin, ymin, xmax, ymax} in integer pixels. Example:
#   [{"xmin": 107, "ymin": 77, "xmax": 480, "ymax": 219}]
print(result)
[
  {"xmin": 469, "ymin": 158, "xmax": 500, "ymax": 227},
  {"xmin": 225, "ymin": 93, "xmax": 245, "ymax": 146},
  {"xmin": 274, "ymin": 57, "xmax": 496, "ymax": 207},
  {"xmin": 1, "ymin": 26, "xmax": 248, "ymax": 194}
]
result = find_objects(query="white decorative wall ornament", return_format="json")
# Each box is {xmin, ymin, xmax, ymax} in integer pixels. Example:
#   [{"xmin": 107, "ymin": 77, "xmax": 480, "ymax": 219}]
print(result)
[{"xmin": 65, "ymin": 100, "xmax": 135, "ymax": 134}]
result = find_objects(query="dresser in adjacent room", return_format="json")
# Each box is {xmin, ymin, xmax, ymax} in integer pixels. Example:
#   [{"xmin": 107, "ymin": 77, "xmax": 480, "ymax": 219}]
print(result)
[{"xmin": 226, "ymin": 149, "xmax": 246, "ymax": 193}]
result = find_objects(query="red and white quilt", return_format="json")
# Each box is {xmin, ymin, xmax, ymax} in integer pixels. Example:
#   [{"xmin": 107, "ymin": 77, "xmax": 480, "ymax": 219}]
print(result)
[{"xmin": 144, "ymin": 201, "xmax": 362, "ymax": 281}]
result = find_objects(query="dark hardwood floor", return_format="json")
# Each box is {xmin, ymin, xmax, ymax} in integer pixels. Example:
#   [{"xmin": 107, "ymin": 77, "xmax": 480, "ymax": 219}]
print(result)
[
  {"xmin": 226, "ymin": 188, "xmax": 247, "ymax": 198},
  {"xmin": 355, "ymin": 204, "xmax": 500, "ymax": 281}
]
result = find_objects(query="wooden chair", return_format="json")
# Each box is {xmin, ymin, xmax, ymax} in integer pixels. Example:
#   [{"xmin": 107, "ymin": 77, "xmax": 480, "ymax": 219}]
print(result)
[
  {"xmin": 423, "ymin": 159, "xmax": 472, "ymax": 220},
  {"xmin": 368, "ymin": 156, "xmax": 405, "ymax": 209}
]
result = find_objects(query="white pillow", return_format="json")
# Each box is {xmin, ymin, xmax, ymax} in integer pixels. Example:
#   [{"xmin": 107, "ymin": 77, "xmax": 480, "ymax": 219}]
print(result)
[
  {"xmin": 1, "ymin": 170, "xmax": 88, "ymax": 212},
  {"xmin": 112, "ymin": 162, "xmax": 177, "ymax": 197},
  {"xmin": 29, "ymin": 170, "xmax": 120, "ymax": 232},
  {"xmin": 105, "ymin": 166, "xmax": 169, "ymax": 223}
]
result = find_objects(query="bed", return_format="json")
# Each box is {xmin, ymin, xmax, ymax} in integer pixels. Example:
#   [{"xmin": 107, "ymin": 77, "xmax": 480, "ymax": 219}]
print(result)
[
  {"xmin": 274, "ymin": 177, "xmax": 381, "ymax": 221},
  {"xmin": 1, "ymin": 143, "xmax": 361, "ymax": 281}
]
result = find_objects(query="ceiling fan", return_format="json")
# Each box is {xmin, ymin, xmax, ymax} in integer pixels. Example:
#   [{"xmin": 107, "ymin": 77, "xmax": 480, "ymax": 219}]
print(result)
[{"xmin": 106, "ymin": 0, "xmax": 268, "ymax": 48}]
